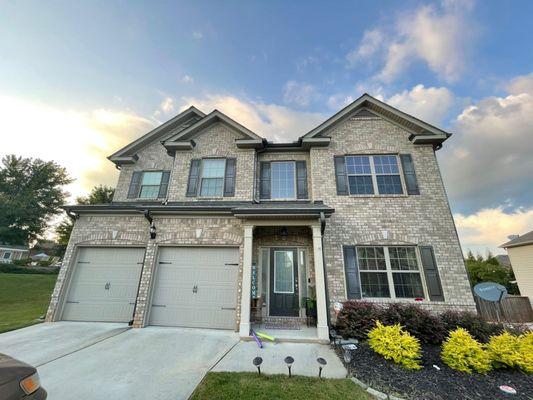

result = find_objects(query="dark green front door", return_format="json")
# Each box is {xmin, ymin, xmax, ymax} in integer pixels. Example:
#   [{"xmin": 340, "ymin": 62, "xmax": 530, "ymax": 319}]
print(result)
[{"xmin": 269, "ymin": 248, "xmax": 299, "ymax": 316}]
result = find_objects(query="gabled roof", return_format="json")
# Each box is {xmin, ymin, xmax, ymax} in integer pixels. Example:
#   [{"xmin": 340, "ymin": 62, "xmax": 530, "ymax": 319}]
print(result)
[
  {"xmin": 301, "ymin": 93, "xmax": 451, "ymax": 148},
  {"xmin": 108, "ymin": 106, "xmax": 205, "ymax": 165},
  {"xmin": 164, "ymin": 109, "xmax": 263, "ymax": 142},
  {"xmin": 500, "ymin": 230, "xmax": 533, "ymax": 249}
]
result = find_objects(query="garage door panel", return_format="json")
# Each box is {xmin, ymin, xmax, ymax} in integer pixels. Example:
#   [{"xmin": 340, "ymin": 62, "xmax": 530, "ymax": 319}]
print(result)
[
  {"xmin": 149, "ymin": 247, "xmax": 239, "ymax": 329},
  {"xmin": 62, "ymin": 248, "xmax": 144, "ymax": 322}
]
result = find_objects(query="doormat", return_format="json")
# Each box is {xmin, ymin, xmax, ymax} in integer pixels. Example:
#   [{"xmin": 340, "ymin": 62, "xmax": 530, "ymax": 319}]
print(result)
[{"xmin": 263, "ymin": 320, "xmax": 301, "ymax": 330}]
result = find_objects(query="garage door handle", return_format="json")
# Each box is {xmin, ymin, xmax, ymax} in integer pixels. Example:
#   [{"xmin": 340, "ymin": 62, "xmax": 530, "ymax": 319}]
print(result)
[
  {"xmin": 66, "ymin": 301, "xmax": 80, "ymax": 304},
  {"xmin": 221, "ymin": 307, "xmax": 236, "ymax": 310},
  {"xmin": 225, "ymin": 263, "xmax": 239, "ymax": 266},
  {"xmin": 152, "ymin": 304, "xmax": 166, "ymax": 308}
]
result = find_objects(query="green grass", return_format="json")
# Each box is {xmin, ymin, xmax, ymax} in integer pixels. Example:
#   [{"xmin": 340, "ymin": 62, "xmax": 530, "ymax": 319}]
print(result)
[
  {"xmin": 0, "ymin": 273, "xmax": 57, "ymax": 333},
  {"xmin": 190, "ymin": 372, "xmax": 373, "ymax": 400}
]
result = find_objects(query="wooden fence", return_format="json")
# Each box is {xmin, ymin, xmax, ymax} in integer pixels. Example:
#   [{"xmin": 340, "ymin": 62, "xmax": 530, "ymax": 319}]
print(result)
[{"xmin": 475, "ymin": 295, "xmax": 533, "ymax": 323}]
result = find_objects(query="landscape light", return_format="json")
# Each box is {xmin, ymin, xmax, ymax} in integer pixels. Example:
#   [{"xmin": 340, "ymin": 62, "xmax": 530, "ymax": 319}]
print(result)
[
  {"xmin": 253, "ymin": 357, "xmax": 263, "ymax": 375},
  {"xmin": 316, "ymin": 357, "xmax": 327, "ymax": 378},
  {"xmin": 284, "ymin": 356, "xmax": 294, "ymax": 377}
]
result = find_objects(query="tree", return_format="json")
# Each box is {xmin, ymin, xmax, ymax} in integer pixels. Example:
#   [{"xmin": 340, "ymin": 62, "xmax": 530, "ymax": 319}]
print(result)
[
  {"xmin": 465, "ymin": 252, "xmax": 519, "ymax": 295},
  {"xmin": 55, "ymin": 185, "xmax": 115, "ymax": 249},
  {"xmin": 0, "ymin": 155, "xmax": 72, "ymax": 245}
]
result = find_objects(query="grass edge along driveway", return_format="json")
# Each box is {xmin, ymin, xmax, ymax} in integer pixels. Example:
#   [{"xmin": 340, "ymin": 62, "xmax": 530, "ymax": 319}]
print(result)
[
  {"xmin": 0, "ymin": 273, "xmax": 57, "ymax": 333},
  {"xmin": 190, "ymin": 372, "xmax": 373, "ymax": 400}
]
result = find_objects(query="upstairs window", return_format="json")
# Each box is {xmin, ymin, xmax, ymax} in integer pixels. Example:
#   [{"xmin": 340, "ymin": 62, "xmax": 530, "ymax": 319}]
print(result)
[
  {"xmin": 199, "ymin": 159, "xmax": 226, "ymax": 197},
  {"xmin": 139, "ymin": 172, "xmax": 164, "ymax": 199},
  {"xmin": 271, "ymin": 161, "xmax": 296, "ymax": 199},
  {"xmin": 128, "ymin": 170, "xmax": 170, "ymax": 199},
  {"xmin": 341, "ymin": 155, "xmax": 404, "ymax": 195}
]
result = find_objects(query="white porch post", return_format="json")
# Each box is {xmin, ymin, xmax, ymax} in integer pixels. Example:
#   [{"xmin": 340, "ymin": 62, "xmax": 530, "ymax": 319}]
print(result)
[
  {"xmin": 239, "ymin": 224, "xmax": 254, "ymax": 337},
  {"xmin": 311, "ymin": 224, "xmax": 330, "ymax": 341}
]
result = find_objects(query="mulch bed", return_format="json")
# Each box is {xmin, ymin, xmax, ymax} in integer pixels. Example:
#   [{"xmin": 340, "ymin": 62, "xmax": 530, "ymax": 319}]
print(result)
[{"xmin": 334, "ymin": 343, "xmax": 533, "ymax": 400}]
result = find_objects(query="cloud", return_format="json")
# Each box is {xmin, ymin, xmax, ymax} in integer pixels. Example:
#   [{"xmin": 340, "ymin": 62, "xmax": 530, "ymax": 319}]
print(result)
[
  {"xmin": 181, "ymin": 75, "xmax": 194, "ymax": 84},
  {"xmin": 0, "ymin": 95, "xmax": 154, "ymax": 200},
  {"xmin": 440, "ymin": 73, "xmax": 533, "ymax": 212},
  {"xmin": 454, "ymin": 206, "xmax": 533, "ymax": 254},
  {"xmin": 283, "ymin": 81, "xmax": 319, "ymax": 108},
  {"xmin": 346, "ymin": 29, "xmax": 384, "ymax": 67},
  {"xmin": 179, "ymin": 94, "xmax": 325, "ymax": 142},
  {"xmin": 192, "ymin": 31, "xmax": 203, "ymax": 40},
  {"xmin": 347, "ymin": 1, "xmax": 475, "ymax": 82},
  {"xmin": 159, "ymin": 97, "xmax": 175, "ymax": 114},
  {"xmin": 386, "ymin": 84, "xmax": 456, "ymax": 126}
]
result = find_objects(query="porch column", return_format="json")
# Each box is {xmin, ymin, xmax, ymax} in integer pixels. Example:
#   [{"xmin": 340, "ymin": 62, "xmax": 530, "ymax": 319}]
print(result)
[
  {"xmin": 239, "ymin": 224, "xmax": 254, "ymax": 337},
  {"xmin": 311, "ymin": 224, "xmax": 330, "ymax": 341}
]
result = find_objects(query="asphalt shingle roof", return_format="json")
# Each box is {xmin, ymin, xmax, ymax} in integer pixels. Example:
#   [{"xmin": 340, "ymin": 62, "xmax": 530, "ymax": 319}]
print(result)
[{"xmin": 500, "ymin": 230, "xmax": 533, "ymax": 248}]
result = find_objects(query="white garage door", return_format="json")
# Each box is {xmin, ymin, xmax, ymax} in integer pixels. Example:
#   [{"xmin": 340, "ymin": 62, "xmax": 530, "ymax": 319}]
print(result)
[
  {"xmin": 62, "ymin": 247, "xmax": 145, "ymax": 322},
  {"xmin": 149, "ymin": 247, "xmax": 239, "ymax": 329}
]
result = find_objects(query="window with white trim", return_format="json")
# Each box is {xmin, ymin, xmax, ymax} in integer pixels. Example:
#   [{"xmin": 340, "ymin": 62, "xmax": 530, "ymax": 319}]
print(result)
[
  {"xmin": 357, "ymin": 246, "xmax": 424, "ymax": 299},
  {"xmin": 139, "ymin": 171, "xmax": 164, "ymax": 199},
  {"xmin": 345, "ymin": 155, "xmax": 403, "ymax": 195},
  {"xmin": 271, "ymin": 161, "xmax": 296, "ymax": 199},
  {"xmin": 3, "ymin": 251, "xmax": 12, "ymax": 260},
  {"xmin": 199, "ymin": 159, "xmax": 226, "ymax": 197}
]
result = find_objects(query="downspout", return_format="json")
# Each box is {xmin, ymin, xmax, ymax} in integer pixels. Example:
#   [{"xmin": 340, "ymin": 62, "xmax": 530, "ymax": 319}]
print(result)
[
  {"xmin": 128, "ymin": 209, "xmax": 155, "ymax": 326},
  {"xmin": 320, "ymin": 212, "xmax": 331, "ymax": 330},
  {"xmin": 253, "ymin": 140, "xmax": 268, "ymax": 203}
]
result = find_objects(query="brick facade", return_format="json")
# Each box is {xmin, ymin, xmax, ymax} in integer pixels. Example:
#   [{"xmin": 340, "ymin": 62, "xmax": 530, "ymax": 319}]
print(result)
[{"xmin": 47, "ymin": 107, "xmax": 476, "ymax": 329}]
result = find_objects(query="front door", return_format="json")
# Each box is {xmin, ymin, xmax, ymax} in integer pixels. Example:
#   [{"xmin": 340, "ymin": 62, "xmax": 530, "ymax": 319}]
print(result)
[{"xmin": 269, "ymin": 248, "xmax": 299, "ymax": 316}]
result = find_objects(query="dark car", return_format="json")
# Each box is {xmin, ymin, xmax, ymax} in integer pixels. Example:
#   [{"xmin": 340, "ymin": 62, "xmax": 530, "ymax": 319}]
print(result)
[{"xmin": 0, "ymin": 354, "xmax": 46, "ymax": 399}]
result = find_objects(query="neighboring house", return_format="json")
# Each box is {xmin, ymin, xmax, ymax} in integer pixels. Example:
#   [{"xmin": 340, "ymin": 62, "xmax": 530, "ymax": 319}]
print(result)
[
  {"xmin": 495, "ymin": 254, "xmax": 512, "ymax": 269},
  {"xmin": 0, "ymin": 244, "xmax": 29, "ymax": 263},
  {"xmin": 45, "ymin": 93, "xmax": 475, "ymax": 342},
  {"xmin": 501, "ymin": 230, "xmax": 533, "ymax": 303}
]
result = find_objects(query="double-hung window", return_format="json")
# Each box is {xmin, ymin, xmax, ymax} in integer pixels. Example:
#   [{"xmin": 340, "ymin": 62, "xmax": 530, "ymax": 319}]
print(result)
[
  {"xmin": 344, "ymin": 155, "xmax": 403, "ymax": 195},
  {"xmin": 199, "ymin": 159, "xmax": 226, "ymax": 197},
  {"xmin": 271, "ymin": 161, "xmax": 296, "ymax": 199},
  {"xmin": 357, "ymin": 246, "xmax": 424, "ymax": 299},
  {"xmin": 2, "ymin": 252, "xmax": 12, "ymax": 261},
  {"xmin": 139, "ymin": 172, "xmax": 164, "ymax": 199}
]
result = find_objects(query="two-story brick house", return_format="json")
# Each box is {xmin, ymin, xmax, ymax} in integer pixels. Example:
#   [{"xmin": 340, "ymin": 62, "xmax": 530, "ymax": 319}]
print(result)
[{"xmin": 46, "ymin": 94, "xmax": 475, "ymax": 342}]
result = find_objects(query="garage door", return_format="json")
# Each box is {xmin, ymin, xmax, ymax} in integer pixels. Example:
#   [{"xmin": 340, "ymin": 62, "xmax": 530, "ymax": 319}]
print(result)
[
  {"xmin": 62, "ymin": 247, "xmax": 145, "ymax": 322},
  {"xmin": 149, "ymin": 247, "xmax": 239, "ymax": 329}
]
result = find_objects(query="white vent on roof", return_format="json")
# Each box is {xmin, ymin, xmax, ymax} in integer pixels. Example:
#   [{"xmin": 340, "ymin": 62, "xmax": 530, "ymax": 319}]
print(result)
[{"xmin": 507, "ymin": 234, "xmax": 519, "ymax": 241}]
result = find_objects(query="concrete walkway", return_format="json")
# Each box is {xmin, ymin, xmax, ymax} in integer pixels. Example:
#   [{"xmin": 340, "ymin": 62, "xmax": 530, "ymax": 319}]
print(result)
[
  {"xmin": 0, "ymin": 323, "xmax": 239, "ymax": 400},
  {"xmin": 213, "ymin": 340, "xmax": 347, "ymax": 378}
]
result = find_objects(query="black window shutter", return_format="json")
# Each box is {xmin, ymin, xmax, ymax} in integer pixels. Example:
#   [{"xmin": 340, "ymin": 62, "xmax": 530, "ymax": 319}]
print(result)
[
  {"xmin": 343, "ymin": 246, "xmax": 361, "ymax": 299},
  {"xmin": 420, "ymin": 246, "xmax": 445, "ymax": 301},
  {"xmin": 259, "ymin": 161, "xmax": 271, "ymax": 199},
  {"xmin": 186, "ymin": 159, "xmax": 201, "ymax": 197},
  {"xmin": 334, "ymin": 156, "xmax": 348, "ymax": 195},
  {"xmin": 127, "ymin": 171, "xmax": 142, "ymax": 199},
  {"xmin": 223, "ymin": 158, "xmax": 236, "ymax": 197},
  {"xmin": 158, "ymin": 171, "xmax": 170, "ymax": 198},
  {"xmin": 400, "ymin": 154, "xmax": 420, "ymax": 195},
  {"xmin": 296, "ymin": 161, "xmax": 308, "ymax": 199}
]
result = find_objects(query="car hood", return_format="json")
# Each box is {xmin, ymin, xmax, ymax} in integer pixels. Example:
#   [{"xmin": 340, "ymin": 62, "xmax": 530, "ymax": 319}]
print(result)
[{"xmin": 0, "ymin": 354, "xmax": 36, "ymax": 386}]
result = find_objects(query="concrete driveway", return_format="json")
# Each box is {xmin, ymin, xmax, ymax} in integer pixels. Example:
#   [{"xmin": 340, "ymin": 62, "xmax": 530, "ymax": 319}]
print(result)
[{"xmin": 0, "ymin": 322, "xmax": 239, "ymax": 400}]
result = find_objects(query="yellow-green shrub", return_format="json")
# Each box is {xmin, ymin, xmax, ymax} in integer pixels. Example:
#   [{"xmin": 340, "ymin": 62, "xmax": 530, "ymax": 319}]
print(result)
[
  {"xmin": 487, "ymin": 331, "xmax": 533, "ymax": 373},
  {"xmin": 516, "ymin": 332, "xmax": 533, "ymax": 373},
  {"xmin": 441, "ymin": 328, "xmax": 492, "ymax": 373},
  {"xmin": 367, "ymin": 321, "xmax": 422, "ymax": 370}
]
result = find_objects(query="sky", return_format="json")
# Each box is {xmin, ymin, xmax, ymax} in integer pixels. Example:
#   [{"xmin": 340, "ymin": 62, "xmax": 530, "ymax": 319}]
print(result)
[{"xmin": 1, "ymin": 0, "xmax": 532, "ymax": 255}]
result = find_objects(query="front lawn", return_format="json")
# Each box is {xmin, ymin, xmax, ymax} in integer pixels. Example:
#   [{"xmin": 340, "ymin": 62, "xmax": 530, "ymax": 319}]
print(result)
[
  {"xmin": 0, "ymin": 273, "xmax": 57, "ymax": 333},
  {"xmin": 190, "ymin": 372, "xmax": 372, "ymax": 400}
]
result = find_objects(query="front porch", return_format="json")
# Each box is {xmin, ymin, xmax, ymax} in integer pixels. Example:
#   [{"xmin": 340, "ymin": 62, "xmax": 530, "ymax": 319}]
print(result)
[{"xmin": 238, "ymin": 220, "xmax": 330, "ymax": 342}]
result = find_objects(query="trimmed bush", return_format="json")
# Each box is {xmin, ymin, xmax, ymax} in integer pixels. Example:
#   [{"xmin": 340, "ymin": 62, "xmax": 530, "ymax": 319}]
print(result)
[
  {"xmin": 440, "ymin": 310, "xmax": 504, "ymax": 343},
  {"xmin": 335, "ymin": 301, "xmax": 380, "ymax": 341},
  {"xmin": 380, "ymin": 303, "xmax": 446, "ymax": 345},
  {"xmin": 368, "ymin": 321, "xmax": 422, "ymax": 370},
  {"xmin": 517, "ymin": 332, "xmax": 533, "ymax": 374},
  {"xmin": 0, "ymin": 263, "xmax": 59, "ymax": 274},
  {"xmin": 441, "ymin": 328, "xmax": 492, "ymax": 373},
  {"xmin": 487, "ymin": 332, "xmax": 522, "ymax": 370}
]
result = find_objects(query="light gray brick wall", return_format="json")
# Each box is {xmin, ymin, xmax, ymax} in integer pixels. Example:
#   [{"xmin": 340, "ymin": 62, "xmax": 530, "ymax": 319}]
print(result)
[
  {"xmin": 46, "ymin": 214, "xmax": 246, "ymax": 330},
  {"xmin": 167, "ymin": 123, "xmax": 255, "ymax": 202},
  {"xmin": 310, "ymin": 115, "xmax": 475, "ymax": 313}
]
